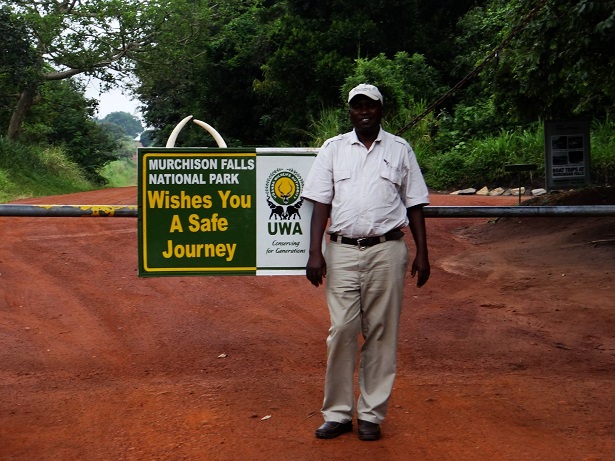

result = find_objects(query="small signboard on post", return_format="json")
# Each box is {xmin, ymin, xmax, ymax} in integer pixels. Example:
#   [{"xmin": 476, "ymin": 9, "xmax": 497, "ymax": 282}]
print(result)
[
  {"xmin": 138, "ymin": 147, "xmax": 317, "ymax": 277},
  {"xmin": 544, "ymin": 120, "xmax": 590, "ymax": 191}
]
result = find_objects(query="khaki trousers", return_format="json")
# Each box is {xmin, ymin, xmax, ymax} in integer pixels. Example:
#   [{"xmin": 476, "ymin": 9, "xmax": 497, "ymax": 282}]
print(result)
[{"xmin": 322, "ymin": 238, "xmax": 409, "ymax": 424}]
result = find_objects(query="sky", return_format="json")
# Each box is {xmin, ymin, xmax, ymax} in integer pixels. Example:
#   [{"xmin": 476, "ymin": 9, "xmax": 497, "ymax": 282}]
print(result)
[{"xmin": 84, "ymin": 78, "xmax": 141, "ymax": 120}]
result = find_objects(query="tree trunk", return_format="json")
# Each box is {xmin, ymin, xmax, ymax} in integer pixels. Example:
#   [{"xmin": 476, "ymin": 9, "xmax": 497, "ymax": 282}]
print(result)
[{"xmin": 7, "ymin": 86, "xmax": 36, "ymax": 140}]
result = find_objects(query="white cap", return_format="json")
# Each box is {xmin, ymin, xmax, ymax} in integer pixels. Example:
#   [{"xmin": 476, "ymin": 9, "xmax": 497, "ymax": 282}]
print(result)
[{"xmin": 348, "ymin": 83, "xmax": 383, "ymax": 105}]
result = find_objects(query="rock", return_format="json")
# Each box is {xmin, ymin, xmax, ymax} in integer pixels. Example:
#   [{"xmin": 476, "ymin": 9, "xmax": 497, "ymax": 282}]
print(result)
[
  {"xmin": 476, "ymin": 186, "xmax": 489, "ymax": 196},
  {"xmin": 456, "ymin": 188, "xmax": 477, "ymax": 195},
  {"xmin": 510, "ymin": 187, "xmax": 526, "ymax": 196},
  {"xmin": 489, "ymin": 187, "xmax": 505, "ymax": 196},
  {"xmin": 532, "ymin": 188, "xmax": 547, "ymax": 196},
  {"xmin": 503, "ymin": 189, "xmax": 513, "ymax": 196}
]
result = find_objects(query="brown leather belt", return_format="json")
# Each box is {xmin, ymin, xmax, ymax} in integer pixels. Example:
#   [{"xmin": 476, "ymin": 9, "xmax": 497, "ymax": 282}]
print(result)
[{"xmin": 330, "ymin": 228, "xmax": 404, "ymax": 250}]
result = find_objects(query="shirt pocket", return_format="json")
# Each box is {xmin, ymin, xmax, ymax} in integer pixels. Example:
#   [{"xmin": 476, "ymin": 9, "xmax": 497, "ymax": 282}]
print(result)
[
  {"xmin": 333, "ymin": 169, "xmax": 351, "ymax": 202},
  {"xmin": 379, "ymin": 169, "xmax": 402, "ymax": 204}
]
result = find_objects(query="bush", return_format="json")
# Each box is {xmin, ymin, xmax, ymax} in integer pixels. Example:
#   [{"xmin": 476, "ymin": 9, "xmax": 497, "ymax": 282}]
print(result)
[
  {"xmin": 100, "ymin": 158, "xmax": 137, "ymax": 187},
  {"xmin": 0, "ymin": 135, "xmax": 42, "ymax": 170},
  {"xmin": 424, "ymin": 124, "xmax": 544, "ymax": 190},
  {"xmin": 424, "ymin": 119, "xmax": 615, "ymax": 191},
  {"xmin": 0, "ymin": 137, "xmax": 92, "ymax": 202},
  {"xmin": 590, "ymin": 118, "xmax": 615, "ymax": 185},
  {"xmin": 343, "ymin": 52, "xmax": 444, "ymax": 134}
]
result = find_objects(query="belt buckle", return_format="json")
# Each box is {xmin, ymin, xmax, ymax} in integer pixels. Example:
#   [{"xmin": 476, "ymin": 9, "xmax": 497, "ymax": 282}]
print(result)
[{"xmin": 356, "ymin": 237, "xmax": 368, "ymax": 250}]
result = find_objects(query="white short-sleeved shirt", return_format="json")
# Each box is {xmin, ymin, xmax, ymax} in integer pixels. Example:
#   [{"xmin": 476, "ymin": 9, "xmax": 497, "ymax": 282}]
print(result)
[{"xmin": 302, "ymin": 128, "xmax": 429, "ymax": 238}]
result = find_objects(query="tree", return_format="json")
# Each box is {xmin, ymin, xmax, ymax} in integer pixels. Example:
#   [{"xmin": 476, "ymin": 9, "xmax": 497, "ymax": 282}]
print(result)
[
  {"xmin": 23, "ymin": 78, "xmax": 119, "ymax": 183},
  {"xmin": 254, "ymin": 0, "xmax": 425, "ymax": 144},
  {"xmin": 139, "ymin": 129, "xmax": 157, "ymax": 147},
  {"xmin": 345, "ymin": 53, "xmax": 444, "ymax": 122},
  {"xmin": 99, "ymin": 121, "xmax": 130, "ymax": 140},
  {"xmin": 456, "ymin": 0, "xmax": 615, "ymax": 122},
  {"xmin": 0, "ymin": 7, "xmax": 39, "ymax": 130},
  {"xmin": 0, "ymin": 0, "xmax": 183, "ymax": 140},
  {"xmin": 131, "ymin": 0, "xmax": 488, "ymax": 146},
  {"xmin": 101, "ymin": 111, "xmax": 143, "ymax": 138},
  {"xmin": 134, "ymin": 0, "xmax": 268, "ymax": 147},
  {"xmin": 415, "ymin": 0, "xmax": 489, "ymax": 78}
]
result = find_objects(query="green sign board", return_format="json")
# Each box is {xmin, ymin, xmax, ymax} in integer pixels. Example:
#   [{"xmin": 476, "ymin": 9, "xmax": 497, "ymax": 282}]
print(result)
[{"xmin": 138, "ymin": 148, "xmax": 317, "ymax": 277}]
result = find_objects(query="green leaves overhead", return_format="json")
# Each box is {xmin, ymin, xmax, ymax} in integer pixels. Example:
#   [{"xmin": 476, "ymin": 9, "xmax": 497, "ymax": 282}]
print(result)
[
  {"xmin": 457, "ymin": 0, "xmax": 615, "ymax": 122},
  {"xmin": 3, "ymin": 0, "xmax": 615, "ymax": 150},
  {"xmin": 1, "ymin": 0, "xmax": 191, "ymax": 143},
  {"xmin": 6, "ymin": 0, "xmax": 174, "ymax": 82}
]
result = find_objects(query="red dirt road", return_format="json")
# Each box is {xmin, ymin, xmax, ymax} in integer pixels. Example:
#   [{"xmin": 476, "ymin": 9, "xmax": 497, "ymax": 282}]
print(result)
[{"xmin": 1, "ymin": 187, "xmax": 614, "ymax": 461}]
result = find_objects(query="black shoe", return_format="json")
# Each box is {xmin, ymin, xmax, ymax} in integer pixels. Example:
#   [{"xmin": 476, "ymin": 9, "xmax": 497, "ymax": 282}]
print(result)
[
  {"xmin": 315, "ymin": 421, "xmax": 353, "ymax": 439},
  {"xmin": 357, "ymin": 419, "xmax": 381, "ymax": 441}
]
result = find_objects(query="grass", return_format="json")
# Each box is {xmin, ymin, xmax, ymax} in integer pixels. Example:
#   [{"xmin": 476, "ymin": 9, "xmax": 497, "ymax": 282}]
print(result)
[
  {"xmin": 0, "ymin": 137, "xmax": 94, "ymax": 203},
  {"xmin": 100, "ymin": 158, "xmax": 138, "ymax": 187}
]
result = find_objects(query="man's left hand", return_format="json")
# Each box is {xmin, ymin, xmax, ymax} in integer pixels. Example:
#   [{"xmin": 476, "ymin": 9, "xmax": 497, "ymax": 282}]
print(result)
[{"xmin": 411, "ymin": 254, "xmax": 430, "ymax": 287}]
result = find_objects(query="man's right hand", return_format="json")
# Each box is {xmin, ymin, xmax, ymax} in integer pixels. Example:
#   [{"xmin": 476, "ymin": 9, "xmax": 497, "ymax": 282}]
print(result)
[
  {"xmin": 306, "ymin": 252, "xmax": 327, "ymax": 287},
  {"xmin": 304, "ymin": 200, "xmax": 331, "ymax": 287}
]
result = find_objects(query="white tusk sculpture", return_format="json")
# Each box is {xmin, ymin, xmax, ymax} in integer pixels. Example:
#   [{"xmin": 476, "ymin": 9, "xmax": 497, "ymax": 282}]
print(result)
[
  {"xmin": 165, "ymin": 115, "xmax": 194, "ymax": 148},
  {"xmin": 165, "ymin": 115, "xmax": 228, "ymax": 148},
  {"xmin": 192, "ymin": 119, "xmax": 228, "ymax": 147}
]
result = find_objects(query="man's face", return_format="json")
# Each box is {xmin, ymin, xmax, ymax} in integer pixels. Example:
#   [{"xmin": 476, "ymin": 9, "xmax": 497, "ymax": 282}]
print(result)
[{"xmin": 349, "ymin": 95, "xmax": 383, "ymax": 135}]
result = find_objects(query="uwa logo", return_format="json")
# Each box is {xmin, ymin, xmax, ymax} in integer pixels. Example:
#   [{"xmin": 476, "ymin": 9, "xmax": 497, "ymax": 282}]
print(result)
[{"xmin": 265, "ymin": 168, "xmax": 304, "ymax": 235}]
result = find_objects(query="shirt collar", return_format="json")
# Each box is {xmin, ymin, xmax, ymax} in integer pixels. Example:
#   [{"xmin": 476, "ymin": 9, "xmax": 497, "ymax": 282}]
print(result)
[{"xmin": 350, "ymin": 127, "xmax": 383, "ymax": 146}]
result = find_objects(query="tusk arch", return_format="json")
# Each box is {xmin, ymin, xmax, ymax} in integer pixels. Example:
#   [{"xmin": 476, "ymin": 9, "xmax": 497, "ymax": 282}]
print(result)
[
  {"xmin": 192, "ymin": 119, "xmax": 228, "ymax": 147},
  {"xmin": 165, "ymin": 115, "xmax": 194, "ymax": 148},
  {"xmin": 164, "ymin": 115, "xmax": 228, "ymax": 148}
]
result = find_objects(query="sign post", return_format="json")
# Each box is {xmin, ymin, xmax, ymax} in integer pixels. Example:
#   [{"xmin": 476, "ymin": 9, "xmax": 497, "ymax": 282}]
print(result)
[
  {"xmin": 504, "ymin": 163, "xmax": 537, "ymax": 205},
  {"xmin": 138, "ymin": 147, "xmax": 317, "ymax": 277}
]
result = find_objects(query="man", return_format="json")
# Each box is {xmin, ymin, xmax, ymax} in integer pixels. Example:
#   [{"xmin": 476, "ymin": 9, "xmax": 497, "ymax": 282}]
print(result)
[{"xmin": 302, "ymin": 83, "xmax": 430, "ymax": 441}]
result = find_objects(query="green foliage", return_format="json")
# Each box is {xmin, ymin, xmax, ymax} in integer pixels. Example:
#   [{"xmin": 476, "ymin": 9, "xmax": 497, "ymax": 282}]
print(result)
[
  {"xmin": 398, "ymin": 98, "xmax": 437, "ymax": 166},
  {"xmin": 114, "ymin": 138, "xmax": 138, "ymax": 160},
  {"xmin": 423, "ymin": 119, "xmax": 615, "ymax": 190},
  {"xmin": 0, "ymin": 134, "xmax": 39, "ymax": 170},
  {"xmin": 343, "ymin": 52, "xmax": 444, "ymax": 133},
  {"xmin": 308, "ymin": 107, "xmax": 347, "ymax": 147},
  {"xmin": 4, "ymin": 0, "xmax": 178, "ymax": 85},
  {"xmin": 1, "ymin": 0, "xmax": 180, "ymax": 141},
  {"xmin": 139, "ymin": 129, "xmax": 158, "ymax": 147},
  {"xmin": 424, "ymin": 124, "xmax": 544, "ymax": 190},
  {"xmin": 415, "ymin": 0, "xmax": 487, "ymax": 74},
  {"xmin": 307, "ymin": 52, "xmax": 445, "ymax": 161},
  {"xmin": 590, "ymin": 118, "xmax": 615, "ymax": 185},
  {"xmin": 434, "ymin": 96, "xmax": 515, "ymax": 152},
  {"xmin": 101, "ymin": 112, "xmax": 143, "ymax": 138},
  {"xmin": 133, "ymin": 0, "xmax": 481, "ymax": 146},
  {"xmin": 0, "ymin": 7, "xmax": 39, "ymax": 129},
  {"xmin": 457, "ymin": 0, "xmax": 615, "ymax": 122},
  {"xmin": 0, "ymin": 9, "xmax": 33, "ymax": 68},
  {"xmin": 135, "ymin": 0, "xmax": 266, "ymax": 147},
  {"xmin": 0, "ymin": 1, "xmax": 160, "ymax": 182},
  {"xmin": 22, "ymin": 78, "xmax": 120, "ymax": 183},
  {"xmin": 0, "ymin": 7, "xmax": 41, "ymax": 89},
  {"xmin": 100, "ymin": 158, "xmax": 137, "ymax": 187},
  {"xmin": 3, "ymin": 0, "xmax": 614, "ymax": 197},
  {"xmin": 99, "ymin": 121, "xmax": 129, "ymax": 140},
  {"xmin": 254, "ymin": 0, "xmax": 428, "ymax": 144},
  {"xmin": 0, "ymin": 136, "xmax": 93, "ymax": 202}
]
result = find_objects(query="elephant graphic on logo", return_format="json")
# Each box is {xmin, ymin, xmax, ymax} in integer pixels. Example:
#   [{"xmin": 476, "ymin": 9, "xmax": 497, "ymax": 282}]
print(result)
[
  {"xmin": 267, "ymin": 199, "xmax": 286, "ymax": 220},
  {"xmin": 285, "ymin": 198, "xmax": 303, "ymax": 220}
]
